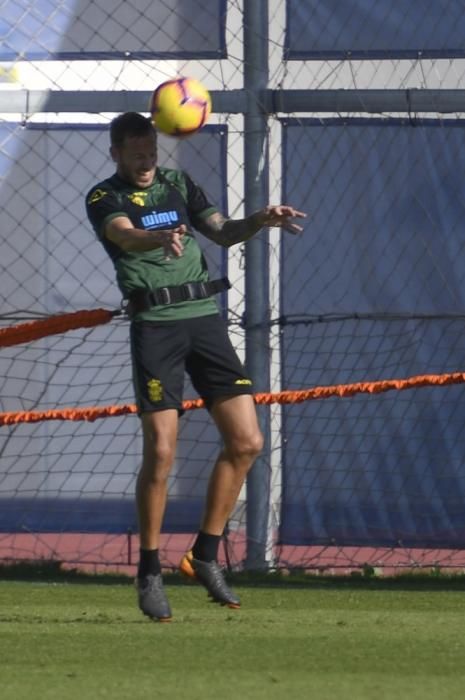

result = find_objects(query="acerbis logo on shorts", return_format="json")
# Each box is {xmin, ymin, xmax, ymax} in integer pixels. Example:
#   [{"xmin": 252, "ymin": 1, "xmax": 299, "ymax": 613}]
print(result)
[
  {"xmin": 147, "ymin": 378, "xmax": 163, "ymax": 402},
  {"xmin": 234, "ymin": 378, "xmax": 252, "ymax": 385}
]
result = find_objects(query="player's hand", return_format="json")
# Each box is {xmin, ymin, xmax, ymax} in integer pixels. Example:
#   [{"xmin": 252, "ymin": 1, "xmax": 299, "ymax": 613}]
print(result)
[
  {"xmin": 157, "ymin": 224, "xmax": 187, "ymax": 258},
  {"xmin": 259, "ymin": 205, "xmax": 307, "ymax": 235}
]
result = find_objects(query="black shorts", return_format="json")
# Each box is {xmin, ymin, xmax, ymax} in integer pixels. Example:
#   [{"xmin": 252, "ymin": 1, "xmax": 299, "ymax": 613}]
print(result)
[{"xmin": 130, "ymin": 313, "xmax": 254, "ymax": 413}]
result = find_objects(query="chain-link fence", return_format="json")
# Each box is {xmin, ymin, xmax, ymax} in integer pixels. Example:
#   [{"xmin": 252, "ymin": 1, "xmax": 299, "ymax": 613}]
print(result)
[{"xmin": 2, "ymin": 0, "xmax": 465, "ymax": 574}]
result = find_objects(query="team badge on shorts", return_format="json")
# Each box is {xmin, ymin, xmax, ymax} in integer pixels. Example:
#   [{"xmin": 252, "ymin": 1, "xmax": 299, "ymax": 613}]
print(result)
[{"xmin": 147, "ymin": 378, "xmax": 163, "ymax": 402}]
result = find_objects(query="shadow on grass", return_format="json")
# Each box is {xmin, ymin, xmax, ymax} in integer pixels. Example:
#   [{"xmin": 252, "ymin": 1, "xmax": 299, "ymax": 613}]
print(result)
[{"xmin": 2, "ymin": 560, "xmax": 465, "ymax": 591}]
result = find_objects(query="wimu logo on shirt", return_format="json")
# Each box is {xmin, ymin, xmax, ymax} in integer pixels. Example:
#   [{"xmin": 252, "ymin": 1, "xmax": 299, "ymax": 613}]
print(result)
[{"xmin": 141, "ymin": 210, "xmax": 180, "ymax": 229}]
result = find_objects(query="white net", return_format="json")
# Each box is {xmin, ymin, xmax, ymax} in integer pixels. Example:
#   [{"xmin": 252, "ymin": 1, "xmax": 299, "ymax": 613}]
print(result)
[{"xmin": 2, "ymin": 0, "xmax": 465, "ymax": 574}]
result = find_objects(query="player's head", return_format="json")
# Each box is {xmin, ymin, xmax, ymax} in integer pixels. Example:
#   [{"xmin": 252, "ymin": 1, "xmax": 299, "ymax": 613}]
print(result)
[{"xmin": 110, "ymin": 112, "xmax": 158, "ymax": 189}]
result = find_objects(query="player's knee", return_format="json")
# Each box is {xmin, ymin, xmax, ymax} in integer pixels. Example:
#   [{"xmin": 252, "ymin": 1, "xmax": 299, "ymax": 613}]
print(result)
[
  {"xmin": 142, "ymin": 440, "xmax": 175, "ymax": 479},
  {"xmin": 250, "ymin": 428, "xmax": 264, "ymax": 456},
  {"xmin": 233, "ymin": 428, "xmax": 264, "ymax": 462}
]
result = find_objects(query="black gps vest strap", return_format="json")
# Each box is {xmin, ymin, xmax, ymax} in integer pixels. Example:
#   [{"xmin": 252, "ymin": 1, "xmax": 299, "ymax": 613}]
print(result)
[{"xmin": 126, "ymin": 277, "xmax": 231, "ymax": 315}]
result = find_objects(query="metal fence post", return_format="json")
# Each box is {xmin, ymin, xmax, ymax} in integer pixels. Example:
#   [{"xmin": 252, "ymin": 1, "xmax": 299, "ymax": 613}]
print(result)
[{"xmin": 243, "ymin": 0, "xmax": 271, "ymax": 570}]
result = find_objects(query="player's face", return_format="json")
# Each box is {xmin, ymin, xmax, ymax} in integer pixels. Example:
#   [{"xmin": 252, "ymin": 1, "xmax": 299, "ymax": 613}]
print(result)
[{"xmin": 112, "ymin": 133, "xmax": 158, "ymax": 188}]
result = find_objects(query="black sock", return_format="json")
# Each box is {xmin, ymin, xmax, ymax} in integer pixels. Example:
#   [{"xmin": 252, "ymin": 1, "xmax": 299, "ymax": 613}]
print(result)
[
  {"xmin": 138, "ymin": 548, "xmax": 161, "ymax": 578},
  {"xmin": 192, "ymin": 531, "xmax": 221, "ymax": 562}
]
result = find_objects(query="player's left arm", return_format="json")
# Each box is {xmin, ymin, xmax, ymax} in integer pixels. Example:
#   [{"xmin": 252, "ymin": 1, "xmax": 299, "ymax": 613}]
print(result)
[{"xmin": 196, "ymin": 206, "xmax": 307, "ymax": 248}]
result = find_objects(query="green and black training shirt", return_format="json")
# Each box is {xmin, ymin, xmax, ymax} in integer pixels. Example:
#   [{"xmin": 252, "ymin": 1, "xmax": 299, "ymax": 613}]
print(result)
[{"xmin": 85, "ymin": 167, "xmax": 220, "ymax": 321}]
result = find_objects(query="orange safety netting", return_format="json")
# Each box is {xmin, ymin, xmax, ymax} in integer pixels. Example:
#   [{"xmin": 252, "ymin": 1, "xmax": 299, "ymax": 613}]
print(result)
[
  {"xmin": 1, "ymin": 309, "xmax": 465, "ymax": 426},
  {"xmin": 1, "ymin": 372, "xmax": 465, "ymax": 426},
  {"xmin": 0, "ymin": 308, "xmax": 118, "ymax": 348}
]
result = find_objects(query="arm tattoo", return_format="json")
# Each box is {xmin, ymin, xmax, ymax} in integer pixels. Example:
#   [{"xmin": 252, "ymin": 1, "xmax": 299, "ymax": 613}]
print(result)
[{"xmin": 198, "ymin": 212, "xmax": 263, "ymax": 247}]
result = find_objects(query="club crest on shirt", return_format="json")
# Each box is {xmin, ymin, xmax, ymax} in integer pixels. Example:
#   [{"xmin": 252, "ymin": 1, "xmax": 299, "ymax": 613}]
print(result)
[{"xmin": 128, "ymin": 191, "xmax": 149, "ymax": 206}]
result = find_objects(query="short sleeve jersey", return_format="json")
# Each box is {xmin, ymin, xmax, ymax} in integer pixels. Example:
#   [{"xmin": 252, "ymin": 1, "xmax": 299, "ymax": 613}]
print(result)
[{"xmin": 85, "ymin": 167, "xmax": 220, "ymax": 321}]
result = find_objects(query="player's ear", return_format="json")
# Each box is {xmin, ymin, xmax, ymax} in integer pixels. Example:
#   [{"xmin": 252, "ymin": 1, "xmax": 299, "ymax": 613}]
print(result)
[{"xmin": 110, "ymin": 145, "xmax": 118, "ymax": 163}]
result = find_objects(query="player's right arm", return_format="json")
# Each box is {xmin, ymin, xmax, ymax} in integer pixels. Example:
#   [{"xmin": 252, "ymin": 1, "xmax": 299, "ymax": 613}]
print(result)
[
  {"xmin": 104, "ymin": 215, "xmax": 186, "ymax": 257},
  {"xmin": 86, "ymin": 186, "xmax": 185, "ymax": 258}
]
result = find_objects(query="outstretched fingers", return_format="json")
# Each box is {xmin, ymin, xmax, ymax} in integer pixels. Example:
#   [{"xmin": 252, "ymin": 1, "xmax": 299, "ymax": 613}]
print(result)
[{"xmin": 265, "ymin": 205, "xmax": 307, "ymax": 234}]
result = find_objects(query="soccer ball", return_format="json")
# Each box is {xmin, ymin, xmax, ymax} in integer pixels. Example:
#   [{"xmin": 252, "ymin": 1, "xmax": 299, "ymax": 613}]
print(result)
[{"xmin": 149, "ymin": 77, "xmax": 212, "ymax": 137}]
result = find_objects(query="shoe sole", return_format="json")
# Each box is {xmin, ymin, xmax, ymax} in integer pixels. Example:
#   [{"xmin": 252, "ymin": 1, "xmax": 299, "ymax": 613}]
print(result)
[
  {"xmin": 140, "ymin": 609, "xmax": 172, "ymax": 623},
  {"xmin": 179, "ymin": 554, "xmax": 241, "ymax": 609}
]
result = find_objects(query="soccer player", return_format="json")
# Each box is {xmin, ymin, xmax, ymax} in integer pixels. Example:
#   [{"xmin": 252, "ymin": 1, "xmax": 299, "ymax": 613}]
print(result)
[{"xmin": 86, "ymin": 112, "xmax": 306, "ymax": 621}]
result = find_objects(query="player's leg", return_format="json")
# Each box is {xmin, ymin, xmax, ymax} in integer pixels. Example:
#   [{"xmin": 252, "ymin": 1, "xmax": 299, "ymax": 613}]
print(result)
[
  {"xmin": 130, "ymin": 319, "xmax": 187, "ymax": 621},
  {"xmin": 180, "ymin": 395, "xmax": 262, "ymax": 607},
  {"xmin": 180, "ymin": 315, "xmax": 263, "ymax": 606},
  {"xmin": 137, "ymin": 409, "xmax": 179, "ymax": 551},
  {"xmin": 185, "ymin": 314, "xmax": 263, "ymax": 534},
  {"xmin": 203, "ymin": 394, "xmax": 263, "ymax": 535},
  {"xmin": 136, "ymin": 409, "xmax": 179, "ymax": 622}
]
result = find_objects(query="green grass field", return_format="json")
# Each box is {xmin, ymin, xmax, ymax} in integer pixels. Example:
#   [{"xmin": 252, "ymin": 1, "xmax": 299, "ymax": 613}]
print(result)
[{"xmin": 2, "ymin": 570, "xmax": 465, "ymax": 699}]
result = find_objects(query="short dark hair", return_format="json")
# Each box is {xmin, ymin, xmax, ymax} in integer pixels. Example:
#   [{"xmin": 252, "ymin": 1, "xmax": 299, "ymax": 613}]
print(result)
[{"xmin": 110, "ymin": 112, "xmax": 157, "ymax": 148}]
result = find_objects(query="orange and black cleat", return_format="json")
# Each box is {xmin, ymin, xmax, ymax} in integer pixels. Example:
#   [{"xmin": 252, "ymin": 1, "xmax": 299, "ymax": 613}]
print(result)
[{"xmin": 180, "ymin": 550, "xmax": 241, "ymax": 609}]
